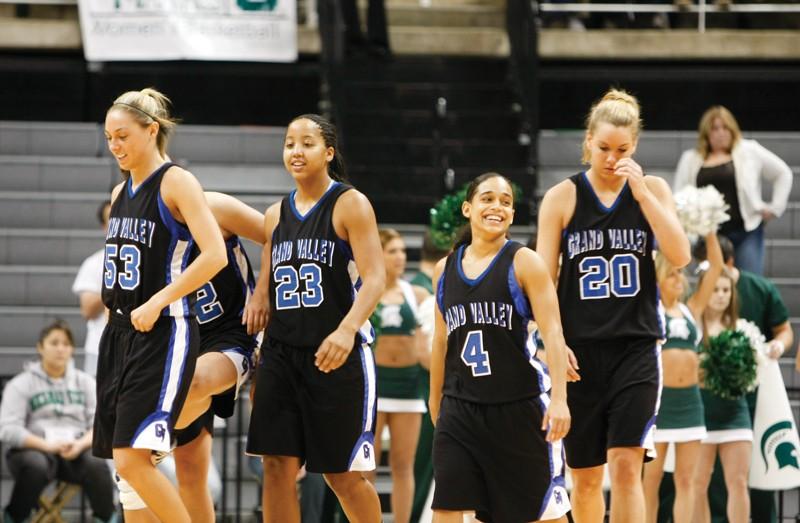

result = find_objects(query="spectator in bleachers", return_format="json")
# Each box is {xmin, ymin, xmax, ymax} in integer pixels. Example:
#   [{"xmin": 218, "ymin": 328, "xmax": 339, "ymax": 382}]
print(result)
[
  {"xmin": 340, "ymin": 0, "xmax": 391, "ymax": 60},
  {"xmin": 693, "ymin": 234, "xmax": 793, "ymax": 523},
  {"xmin": 0, "ymin": 320, "xmax": 116, "ymax": 523},
  {"xmin": 71, "ymin": 200, "xmax": 111, "ymax": 377},
  {"xmin": 674, "ymin": 106, "xmax": 793, "ymax": 275}
]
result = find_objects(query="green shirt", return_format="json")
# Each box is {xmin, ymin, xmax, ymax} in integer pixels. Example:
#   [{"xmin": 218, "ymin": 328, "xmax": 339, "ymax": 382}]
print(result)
[
  {"xmin": 410, "ymin": 271, "xmax": 433, "ymax": 294},
  {"xmin": 737, "ymin": 270, "xmax": 789, "ymax": 340}
]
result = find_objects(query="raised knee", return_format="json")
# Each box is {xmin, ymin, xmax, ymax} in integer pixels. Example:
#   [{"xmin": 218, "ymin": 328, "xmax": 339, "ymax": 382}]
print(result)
[{"xmin": 113, "ymin": 450, "xmax": 149, "ymax": 481}]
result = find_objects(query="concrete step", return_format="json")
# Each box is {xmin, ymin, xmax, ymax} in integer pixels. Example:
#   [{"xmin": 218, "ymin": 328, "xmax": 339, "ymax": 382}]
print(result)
[
  {"xmin": 764, "ymin": 239, "xmax": 800, "ymax": 279},
  {"xmin": 0, "ymin": 306, "xmax": 85, "ymax": 347},
  {"xmin": 0, "ymin": 155, "xmax": 117, "ymax": 192},
  {"xmin": 0, "ymin": 191, "xmax": 277, "ymax": 230},
  {"xmin": 0, "ymin": 266, "xmax": 78, "ymax": 307},
  {"xmin": 539, "ymin": 130, "xmax": 800, "ymax": 170},
  {"xmin": 773, "ymin": 278, "xmax": 800, "ymax": 319},
  {"xmin": 765, "ymin": 203, "xmax": 800, "ymax": 240},
  {"xmin": 0, "ymin": 121, "xmax": 287, "ymax": 162}
]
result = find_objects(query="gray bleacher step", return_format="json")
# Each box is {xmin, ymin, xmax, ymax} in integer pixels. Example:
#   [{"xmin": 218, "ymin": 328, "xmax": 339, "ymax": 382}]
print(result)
[
  {"xmin": 0, "ymin": 347, "xmax": 87, "ymax": 374},
  {"xmin": 0, "ymin": 266, "xmax": 79, "ymax": 306},
  {"xmin": 0, "ymin": 155, "xmax": 117, "ymax": 192},
  {"xmin": 765, "ymin": 202, "xmax": 800, "ymax": 240},
  {"xmin": 0, "ymin": 191, "xmax": 109, "ymax": 229},
  {"xmin": 539, "ymin": 130, "xmax": 800, "ymax": 169},
  {"xmin": 0, "ymin": 121, "xmax": 102, "ymax": 157},
  {"xmin": 773, "ymin": 278, "xmax": 800, "ymax": 318},
  {"xmin": 99, "ymin": 125, "xmax": 287, "ymax": 165},
  {"xmin": 0, "ymin": 228, "xmax": 104, "ymax": 266},
  {"xmin": 0, "ymin": 306, "xmax": 85, "ymax": 347},
  {"xmin": 190, "ymin": 164, "xmax": 294, "ymax": 195},
  {"xmin": 0, "ymin": 121, "xmax": 289, "ymax": 163},
  {"xmin": 764, "ymin": 239, "xmax": 800, "ymax": 279},
  {"xmin": 0, "ymin": 191, "xmax": 278, "ymax": 229}
]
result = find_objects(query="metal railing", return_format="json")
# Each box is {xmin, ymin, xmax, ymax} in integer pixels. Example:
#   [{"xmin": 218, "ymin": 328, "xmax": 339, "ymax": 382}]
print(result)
[{"xmin": 536, "ymin": 1, "xmax": 800, "ymax": 32}]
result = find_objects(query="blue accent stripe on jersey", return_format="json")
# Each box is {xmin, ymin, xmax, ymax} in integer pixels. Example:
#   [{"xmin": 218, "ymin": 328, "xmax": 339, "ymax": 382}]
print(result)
[
  {"xmin": 180, "ymin": 239, "xmax": 194, "ymax": 317},
  {"xmin": 507, "ymin": 264, "xmax": 532, "ymax": 321},
  {"xmin": 229, "ymin": 239, "xmax": 251, "ymax": 317},
  {"xmin": 455, "ymin": 240, "xmax": 511, "ymax": 287},
  {"xmin": 525, "ymin": 335, "xmax": 552, "ymax": 394},
  {"xmin": 289, "ymin": 181, "xmax": 341, "ymax": 221},
  {"xmin": 157, "ymin": 192, "xmax": 192, "ymax": 241},
  {"xmin": 126, "ymin": 162, "xmax": 169, "ymax": 198},
  {"xmin": 580, "ymin": 171, "xmax": 629, "ymax": 213},
  {"xmin": 435, "ymin": 270, "xmax": 446, "ymax": 315}
]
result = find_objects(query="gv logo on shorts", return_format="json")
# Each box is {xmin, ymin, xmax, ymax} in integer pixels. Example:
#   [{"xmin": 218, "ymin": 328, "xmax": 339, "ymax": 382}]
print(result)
[
  {"xmin": 554, "ymin": 491, "xmax": 563, "ymax": 504},
  {"xmin": 363, "ymin": 444, "xmax": 371, "ymax": 460},
  {"xmin": 154, "ymin": 423, "xmax": 166, "ymax": 442}
]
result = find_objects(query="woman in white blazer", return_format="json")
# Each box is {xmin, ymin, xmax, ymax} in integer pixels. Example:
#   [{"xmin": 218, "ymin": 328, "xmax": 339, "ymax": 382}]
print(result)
[{"xmin": 673, "ymin": 106, "xmax": 793, "ymax": 275}]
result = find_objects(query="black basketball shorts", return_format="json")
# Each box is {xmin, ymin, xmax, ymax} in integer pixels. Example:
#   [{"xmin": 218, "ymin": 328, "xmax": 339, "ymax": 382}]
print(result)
[
  {"xmin": 564, "ymin": 337, "xmax": 662, "ymax": 469},
  {"xmin": 432, "ymin": 394, "xmax": 571, "ymax": 522},
  {"xmin": 246, "ymin": 337, "xmax": 377, "ymax": 473},
  {"xmin": 93, "ymin": 313, "xmax": 198, "ymax": 458}
]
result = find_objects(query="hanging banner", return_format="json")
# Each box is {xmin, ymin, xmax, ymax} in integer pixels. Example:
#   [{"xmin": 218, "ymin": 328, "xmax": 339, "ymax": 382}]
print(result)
[
  {"xmin": 77, "ymin": 0, "xmax": 297, "ymax": 62},
  {"xmin": 749, "ymin": 358, "xmax": 800, "ymax": 490}
]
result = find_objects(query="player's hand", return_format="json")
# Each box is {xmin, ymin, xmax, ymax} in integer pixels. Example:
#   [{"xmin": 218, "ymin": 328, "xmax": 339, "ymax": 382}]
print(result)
[
  {"xmin": 131, "ymin": 299, "xmax": 161, "ymax": 332},
  {"xmin": 542, "ymin": 398, "xmax": 571, "ymax": 442},
  {"xmin": 242, "ymin": 292, "xmax": 268, "ymax": 335},
  {"xmin": 614, "ymin": 158, "xmax": 648, "ymax": 201},
  {"xmin": 428, "ymin": 397, "xmax": 441, "ymax": 428},
  {"xmin": 59, "ymin": 441, "xmax": 83, "ymax": 461},
  {"xmin": 566, "ymin": 346, "xmax": 581, "ymax": 382},
  {"xmin": 315, "ymin": 326, "xmax": 356, "ymax": 373},
  {"xmin": 44, "ymin": 440, "xmax": 70, "ymax": 455}
]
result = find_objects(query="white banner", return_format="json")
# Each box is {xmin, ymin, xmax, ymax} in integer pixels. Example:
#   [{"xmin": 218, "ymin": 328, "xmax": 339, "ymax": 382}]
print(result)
[
  {"xmin": 78, "ymin": 0, "xmax": 297, "ymax": 62},
  {"xmin": 749, "ymin": 358, "xmax": 800, "ymax": 490}
]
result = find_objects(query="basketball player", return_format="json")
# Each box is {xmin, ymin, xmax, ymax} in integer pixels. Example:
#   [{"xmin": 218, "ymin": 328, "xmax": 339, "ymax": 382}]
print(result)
[
  {"xmin": 429, "ymin": 172, "xmax": 571, "ymax": 523},
  {"xmin": 247, "ymin": 114, "xmax": 384, "ymax": 523},
  {"xmin": 169, "ymin": 192, "xmax": 268, "ymax": 523},
  {"xmin": 94, "ymin": 88, "xmax": 227, "ymax": 523},
  {"xmin": 536, "ymin": 89, "xmax": 691, "ymax": 522}
]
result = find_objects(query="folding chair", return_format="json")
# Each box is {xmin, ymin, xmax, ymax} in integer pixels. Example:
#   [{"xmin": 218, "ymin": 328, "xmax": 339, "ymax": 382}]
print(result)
[{"xmin": 30, "ymin": 482, "xmax": 79, "ymax": 523}]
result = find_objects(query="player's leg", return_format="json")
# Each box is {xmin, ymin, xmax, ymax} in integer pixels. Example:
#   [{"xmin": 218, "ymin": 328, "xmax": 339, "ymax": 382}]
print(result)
[
  {"xmin": 642, "ymin": 441, "xmax": 668, "ymax": 523},
  {"xmin": 262, "ymin": 455, "xmax": 303, "ymax": 523},
  {"xmin": 569, "ymin": 466, "xmax": 606, "ymax": 523},
  {"xmin": 176, "ymin": 351, "xmax": 239, "ymax": 429},
  {"xmin": 324, "ymin": 471, "xmax": 381, "ymax": 523},
  {"xmin": 113, "ymin": 447, "xmax": 190, "ymax": 523},
  {"xmin": 607, "ymin": 447, "xmax": 646, "ymax": 522},
  {"xmin": 173, "ymin": 427, "xmax": 215, "ymax": 523},
  {"xmin": 386, "ymin": 412, "xmax": 422, "ymax": 523}
]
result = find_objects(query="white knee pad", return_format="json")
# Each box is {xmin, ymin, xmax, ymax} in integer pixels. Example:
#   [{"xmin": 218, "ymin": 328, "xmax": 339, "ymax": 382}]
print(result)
[{"xmin": 115, "ymin": 474, "xmax": 147, "ymax": 511}]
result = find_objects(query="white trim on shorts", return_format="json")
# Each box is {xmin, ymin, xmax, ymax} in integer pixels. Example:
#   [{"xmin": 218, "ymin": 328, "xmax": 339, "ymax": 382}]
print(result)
[
  {"xmin": 654, "ymin": 425, "xmax": 708, "ymax": 443},
  {"xmin": 703, "ymin": 429, "xmax": 753, "ymax": 444},
  {"xmin": 347, "ymin": 343, "xmax": 377, "ymax": 472},
  {"xmin": 640, "ymin": 340, "xmax": 663, "ymax": 461},
  {"xmin": 377, "ymin": 397, "xmax": 427, "ymax": 413},
  {"xmin": 536, "ymin": 392, "xmax": 571, "ymax": 520}
]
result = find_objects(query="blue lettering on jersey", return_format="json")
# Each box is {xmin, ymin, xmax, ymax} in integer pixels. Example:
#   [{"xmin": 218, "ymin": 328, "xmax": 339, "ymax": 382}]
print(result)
[
  {"xmin": 608, "ymin": 228, "xmax": 648, "ymax": 257},
  {"xmin": 567, "ymin": 229, "xmax": 604, "ymax": 259},
  {"xmin": 106, "ymin": 217, "xmax": 156, "ymax": 248},
  {"xmin": 271, "ymin": 241, "xmax": 293, "ymax": 267},
  {"xmin": 444, "ymin": 304, "xmax": 467, "ymax": 336},
  {"xmin": 468, "ymin": 301, "xmax": 513, "ymax": 330},
  {"xmin": 296, "ymin": 238, "xmax": 336, "ymax": 267}
]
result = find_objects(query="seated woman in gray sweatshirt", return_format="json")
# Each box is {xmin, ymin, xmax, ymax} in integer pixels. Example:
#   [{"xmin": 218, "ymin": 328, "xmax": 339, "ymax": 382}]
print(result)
[{"xmin": 0, "ymin": 320, "xmax": 116, "ymax": 523}]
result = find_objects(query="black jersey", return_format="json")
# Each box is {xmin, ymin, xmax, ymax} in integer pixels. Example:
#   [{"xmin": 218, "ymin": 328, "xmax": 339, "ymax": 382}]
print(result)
[
  {"xmin": 437, "ymin": 241, "xmax": 550, "ymax": 404},
  {"xmin": 195, "ymin": 236, "xmax": 257, "ymax": 338},
  {"xmin": 557, "ymin": 172, "xmax": 663, "ymax": 346},
  {"xmin": 268, "ymin": 182, "xmax": 372, "ymax": 349},
  {"xmin": 102, "ymin": 162, "xmax": 196, "ymax": 317}
]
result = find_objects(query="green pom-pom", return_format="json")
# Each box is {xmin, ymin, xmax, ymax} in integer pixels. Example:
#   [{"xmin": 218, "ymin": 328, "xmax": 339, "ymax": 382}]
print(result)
[{"xmin": 700, "ymin": 329, "xmax": 758, "ymax": 400}]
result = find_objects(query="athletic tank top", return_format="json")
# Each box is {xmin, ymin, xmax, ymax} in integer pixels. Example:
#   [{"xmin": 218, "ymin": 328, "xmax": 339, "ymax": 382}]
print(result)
[
  {"xmin": 195, "ymin": 236, "xmax": 257, "ymax": 340},
  {"xmin": 102, "ymin": 162, "xmax": 195, "ymax": 317},
  {"xmin": 268, "ymin": 182, "xmax": 372, "ymax": 349},
  {"xmin": 663, "ymin": 303, "xmax": 701, "ymax": 352},
  {"xmin": 558, "ymin": 172, "xmax": 663, "ymax": 346},
  {"xmin": 437, "ymin": 241, "xmax": 550, "ymax": 404},
  {"xmin": 375, "ymin": 280, "xmax": 419, "ymax": 336}
]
